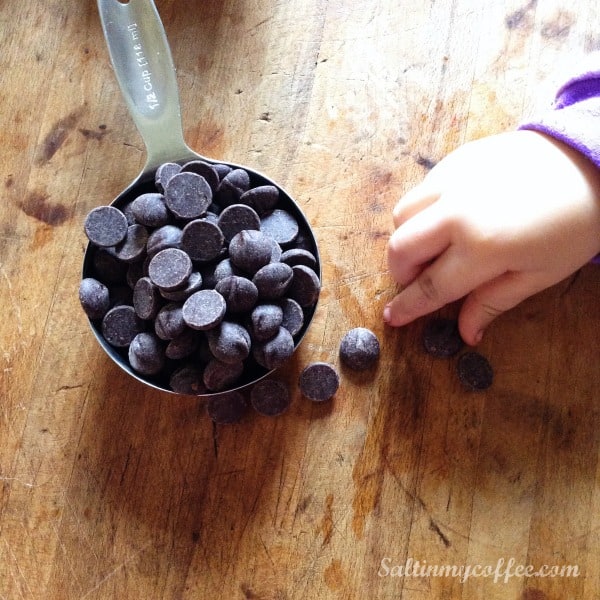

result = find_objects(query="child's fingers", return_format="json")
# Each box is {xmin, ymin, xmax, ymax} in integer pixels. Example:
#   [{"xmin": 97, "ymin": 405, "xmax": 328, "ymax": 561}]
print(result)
[
  {"xmin": 392, "ymin": 182, "xmax": 441, "ymax": 228},
  {"xmin": 458, "ymin": 271, "xmax": 550, "ymax": 345}
]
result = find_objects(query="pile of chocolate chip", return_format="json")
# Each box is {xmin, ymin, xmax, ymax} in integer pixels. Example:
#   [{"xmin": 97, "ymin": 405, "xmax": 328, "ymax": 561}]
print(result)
[{"xmin": 80, "ymin": 160, "xmax": 320, "ymax": 396}]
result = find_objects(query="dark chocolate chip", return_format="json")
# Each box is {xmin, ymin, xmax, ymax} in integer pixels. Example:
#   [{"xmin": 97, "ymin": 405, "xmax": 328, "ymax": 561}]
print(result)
[
  {"xmin": 260, "ymin": 209, "xmax": 299, "ymax": 246},
  {"xmin": 128, "ymin": 332, "xmax": 165, "ymax": 375},
  {"xmin": 165, "ymin": 171, "xmax": 212, "ymax": 219},
  {"xmin": 111, "ymin": 224, "xmax": 149, "ymax": 263},
  {"xmin": 131, "ymin": 193, "xmax": 169, "ymax": 227},
  {"xmin": 279, "ymin": 298, "xmax": 304, "ymax": 337},
  {"xmin": 280, "ymin": 248, "xmax": 317, "ymax": 270},
  {"xmin": 250, "ymin": 379, "xmax": 291, "ymax": 417},
  {"xmin": 181, "ymin": 219, "xmax": 225, "ymax": 262},
  {"xmin": 159, "ymin": 271, "xmax": 203, "ymax": 302},
  {"xmin": 229, "ymin": 230, "xmax": 274, "ymax": 274},
  {"xmin": 101, "ymin": 305, "xmax": 143, "ymax": 348},
  {"xmin": 148, "ymin": 248, "xmax": 192, "ymax": 291},
  {"xmin": 203, "ymin": 358, "xmax": 244, "ymax": 392},
  {"xmin": 422, "ymin": 318, "xmax": 464, "ymax": 358},
  {"xmin": 133, "ymin": 276, "xmax": 162, "ymax": 320},
  {"xmin": 213, "ymin": 163, "xmax": 232, "ymax": 181},
  {"xmin": 217, "ymin": 168, "xmax": 250, "ymax": 206},
  {"xmin": 165, "ymin": 329, "xmax": 200, "ymax": 360},
  {"xmin": 182, "ymin": 289, "xmax": 226, "ymax": 331},
  {"xmin": 155, "ymin": 162, "xmax": 182, "ymax": 192},
  {"xmin": 201, "ymin": 258, "xmax": 241, "ymax": 289},
  {"xmin": 206, "ymin": 390, "xmax": 248, "ymax": 423},
  {"xmin": 299, "ymin": 362, "xmax": 339, "ymax": 402},
  {"xmin": 252, "ymin": 326, "xmax": 294, "ymax": 370},
  {"xmin": 457, "ymin": 352, "xmax": 493, "ymax": 391},
  {"xmin": 154, "ymin": 302, "xmax": 187, "ymax": 340},
  {"xmin": 181, "ymin": 160, "xmax": 220, "ymax": 193},
  {"xmin": 339, "ymin": 327, "xmax": 380, "ymax": 371},
  {"xmin": 239, "ymin": 185, "xmax": 279, "ymax": 215},
  {"xmin": 248, "ymin": 303, "xmax": 283, "ymax": 342},
  {"xmin": 217, "ymin": 204, "xmax": 261, "ymax": 242},
  {"xmin": 146, "ymin": 225, "xmax": 182, "ymax": 256},
  {"xmin": 84, "ymin": 205, "xmax": 128, "ymax": 247},
  {"xmin": 169, "ymin": 365, "xmax": 206, "ymax": 395},
  {"xmin": 79, "ymin": 277, "xmax": 110, "ymax": 320},
  {"xmin": 287, "ymin": 265, "xmax": 320, "ymax": 307},
  {"xmin": 215, "ymin": 275, "xmax": 258, "ymax": 313},
  {"xmin": 252, "ymin": 262, "xmax": 293, "ymax": 299},
  {"xmin": 207, "ymin": 321, "xmax": 251, "ymax": 364}
]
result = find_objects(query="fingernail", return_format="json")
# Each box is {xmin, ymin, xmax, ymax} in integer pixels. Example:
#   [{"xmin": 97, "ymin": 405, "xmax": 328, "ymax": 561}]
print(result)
[{"xmin": 383, "ymin": 304, "xmax": 392, "ymax": 324}]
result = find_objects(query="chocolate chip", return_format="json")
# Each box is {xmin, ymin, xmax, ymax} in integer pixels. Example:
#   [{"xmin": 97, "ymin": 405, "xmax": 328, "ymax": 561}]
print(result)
[
  {"xmin": 128, "ymin": 332, "xmax": 165, "ymax": 375},
  {"xmin": 159, "ymin": 271, "xmax": 203, "ymax": 302},
  {"xmin": 213, "ymin": 163, "xmax": 232, "ymax": 180},
  {"xmin": 250, "ymin": 379, "xmax": 291, "ymax": 417},
  {"xmin": 217, "ymin": 168, "xmax": 250, "ymax": 206},
  {"xmin": 169, "ymin": 365, "xmax": 206, "ymax": 395},
  {"xmin": 240, "ymin": 185, "xmax": 279, "ymax": 215},
  {"xmin": 201, "ymin": 258, "xmax": 241, "ymax": 289},
  {"xmin": 215, "ymin": 275, "xmax": 258, "ymax": 313},
  {"xmin": 206, "ymin": 390, "xmax": 248, "ymax": 423},
  {"xmin": 154, "ymin": 302, "xmax": 187, "ymax": 340},
  {"xmin": 203, "ymin": 359, "xmax": 244, "ymax": 392},
  {"xmin": 181, "ymin": 160, "xmax": 220, "ymax": 193},
  {"xmin": 252, "ymin": 262, "xmax": 293, "ymax": 299},
  {"xmin": 217, "ymin": 203, "xmax": 260, "ymax": 242},
  {"xmin": 457, "ymin": 352, "xmax": 493, "ymax": 391},
  {"xmin": 148, "ymin": 248, "xmax": 192, "ymax": 291},
  {"xmin": 422, "ymin": 318, "xmax": 464, "ymax": 357},
  {"xmin": 130, "ymin": 193, "xmax": 169, "ymax": 227},
  {"xmin": 299, "ymin": 362, "xmax": 339, "ymax": 402},
  {"xmin": 181, "ymin": 219, "xmax": 225, "ymax": 262},
  {"xmin": 182, "ymin": 289, "xmax": 226, "ymax": 331},
  {"xmin": 339, "ymin": 327, "xmax": 380, "ymax": 371},
  {"xmin": 84, "ymin": 205, "xmax": 129, "ymax": 247},
  {"xmin": 260, "ymin": 209, "xmax": 299, "ymax": 246},
  {"xmin": 287, "ymin": 265, "xmax": 320, "ymax": 307},
  {"xmin": 155, "ymin": 162, "xmax": 182, "ymax": 192},
  {"xmin": 111, "ymin": 224, "xmax": 149, "ymax": 263},
  {"xmin": 165, "ymin": 328, "xmax": 200, "ymax": 360},
  {"xmin": 229, "ymin": 230, "xmax": 274, "ymax": 274},
  {"xmin": 133, "ymin": 276, "xmax": 162, "ymax": 320},
  {"xmin": 146, "ymin": 225, "xmax": 182, "ymax": 256},
  {"xmin": 279, "ymin": 298, "xmax": 304, "ymax": 337},
  {"xmin": 248, "ymin": 303, "xmax": 283, "ymax": 342},
  {"xmin": 165, "ymin": 171, "xmax": 212, "ymax": 219},
  {"xmin": 252, "ymin": 326, "xmax": 294, "ymax": 370},
  {"xmin": 207, "ymin": 321, "xmax": 251, "ymax": 364},
  {"xmin": 280, "ymin": 248, "xmax": 317, "ymax": 270},
  {"xmin": 101, "ymin": 305, "xmax": 143, "ymax": 348},
  {"xmin": 79, "ymin": 277, "xmax": 110, "ymax": 320}
]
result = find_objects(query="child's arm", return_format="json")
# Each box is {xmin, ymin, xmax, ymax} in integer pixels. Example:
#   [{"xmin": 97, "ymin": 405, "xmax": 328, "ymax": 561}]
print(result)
[{"xmin": 385, "ymin": 55, "xmax": 600, "ymax": 345}]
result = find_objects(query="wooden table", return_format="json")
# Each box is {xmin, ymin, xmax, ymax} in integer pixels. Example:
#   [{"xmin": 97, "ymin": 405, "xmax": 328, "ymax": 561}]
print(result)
[{"xmin": 1, "ymin": 1, "xmax": 599, "ymax": 598}]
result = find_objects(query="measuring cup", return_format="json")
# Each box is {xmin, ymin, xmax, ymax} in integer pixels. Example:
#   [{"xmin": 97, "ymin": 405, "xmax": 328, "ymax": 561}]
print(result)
[{"xmin": 82, "ymin": 0, "xmax": 321, "ymax": 396}]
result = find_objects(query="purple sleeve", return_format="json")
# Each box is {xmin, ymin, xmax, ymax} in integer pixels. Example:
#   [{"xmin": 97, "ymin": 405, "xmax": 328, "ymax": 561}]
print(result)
[{"xmin": 518, "ymin": 55, "xmax": 600, "ymax": 168}]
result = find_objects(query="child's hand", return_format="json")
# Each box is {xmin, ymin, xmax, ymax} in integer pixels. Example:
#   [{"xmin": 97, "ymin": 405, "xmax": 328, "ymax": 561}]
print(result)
[{"xmin": 385, "ymin": 130, "xmax": 600, "ymax": 345}]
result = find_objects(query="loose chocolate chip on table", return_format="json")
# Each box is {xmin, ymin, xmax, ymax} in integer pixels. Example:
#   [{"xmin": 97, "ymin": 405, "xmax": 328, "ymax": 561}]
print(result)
[
  {"xmin": 181, "ymin": 160, "xmax": 220, "ymax": 193},
  {"xmin": 339, "ymin": 327, "xmax": 380, "ymax": 371},
  {"xmin": 287, "ymin": 265, "xmax": 320, "ymax": 307},
  {"xmin": 217, "ymin": 203, "xmax": 261, "ymax": 242},
  {"xmin": 148, "ymin": 248, "xmax": 192, "ymax": 291},
  {"xmin": 216, "ymin": 168, "xmax": 250, "ymax": 206},
  {"xmin": 252, "ymin": 326, "xmax": 295, "ymax": 370},
  {"xmin": 131, "ymin": 192, "xmax": 169, "ymax": 227},
  {"xmin": 248, "ymin": 303, "xmax": 283, "ymax": 342},
  {"xmin": 250, "ymin": 379, "xmax": 291, "ymax": 417},
  {"xmin": 206, "ymin": 390, "xmax": 249, "ymax": 424},
  {"xmin": 181, "ymin": 219, "xmax": 225, "ymax": 262},
  {"xmin": 84, "ymin": 205, "xmax": 129, "ymax": 247},
  {"xmin": 101, "ymin": 305, "xmax": 143, "ymax": 348},
  {"xmin": 207, "ymin": 321, "xmax": 252, "ymax": 364},
  {"xmin": 133, "ymin": 276, "xmax": 162, "ymax": 320},
  {"xmin": 229, "ymin": 230, "xmax": 275, "ymax": 274},
  {"xmin": 165, "ymin": 328, "xmax": 200, "ymax": 360},
  {"xmin": 146, "ymin": 225, "xmax": 183, "ymax": 257},
  {"xmin": 164, "ymin": 171, "xmax": 212, "ymax": 219},
  {"xmin": 215, "ymin": 275, "xmax": 258, "ymax": 313},
  {"xmin": 279, "ymin": 298, "xmax": 304, "ymax": 337},
  {"xmin": 457, "ymin": 352, "xmax": 494, "ymax": 391},
  {"xmin": 252, "ymin": 262, "xmax": 293, "ymax": 299},
  {"xmin": 182, "ymin": 289, "xmax": 227, "ymax": 331},
  {"xmin": 79, "ymin": 277, "xmax": 110, "ymax": 320},
  {"xmin": 128, "ymin": 332, "xmax": 165, "ymax": 376},
  {"xmin": 111, "ymin": 224, "xmax": 149, "ymax": 263},
  {"xmin": 422, "ymin": 318, "xmax": 464, "ymax": 358},
  {"xmin": 280, "ymin": 248, "xmax": 317, "ymax": 269},
  {"xmin": 160, "ymin": 271, "xmax": 203, "ymax": 302},
  {"xmin": 299, "ymin": 362, "xmax": 339, "ymax": 402},
  {"xmin": 240, "ymin": 185, "xmax": 279, "ymax": 216},
  {"xmin": 169, "ymin": 365, "xmax": 206, "ymax": 395},
  {"xmin": 203, "ymin": 358, "xmax": 244, "ymax": 392},
  {"xmin": 154, "ymin": 302, "xmax": 187, "ymax": 340},
  {"xmin": 260, "ymin": 209, "xmax": 299, "ymax": 246},
  {"xmin": 155, "ymin": 162, "xmax": 182, "ymax": 192}
]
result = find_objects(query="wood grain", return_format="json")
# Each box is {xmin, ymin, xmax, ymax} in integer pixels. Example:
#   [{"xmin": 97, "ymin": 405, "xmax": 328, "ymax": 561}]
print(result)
[{"xmin": 1, "ymin": 1, "xmax": 599, "ymax": 599}]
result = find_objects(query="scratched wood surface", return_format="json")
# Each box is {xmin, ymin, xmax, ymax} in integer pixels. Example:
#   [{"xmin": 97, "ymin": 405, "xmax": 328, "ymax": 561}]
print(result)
[{"xmin": 1, "ymin": 1, "xmax": 599, "ymax": 599}]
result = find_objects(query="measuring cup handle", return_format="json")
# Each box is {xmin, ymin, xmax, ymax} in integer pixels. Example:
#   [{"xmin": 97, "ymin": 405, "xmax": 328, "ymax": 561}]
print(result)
[{"xmin": 97, "ymin": 0, "xmax": 193, "ymax": 169}]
